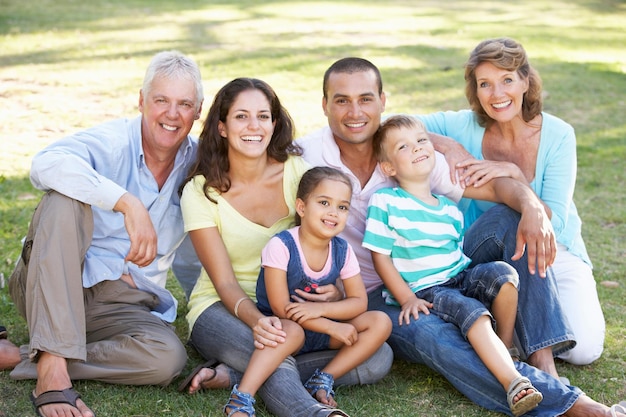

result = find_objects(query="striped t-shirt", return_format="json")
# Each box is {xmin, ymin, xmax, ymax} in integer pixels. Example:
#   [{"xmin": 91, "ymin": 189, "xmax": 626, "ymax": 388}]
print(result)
[{"xmin": 363, "ymin": 187, "xmax": 471, "ymax": 305}]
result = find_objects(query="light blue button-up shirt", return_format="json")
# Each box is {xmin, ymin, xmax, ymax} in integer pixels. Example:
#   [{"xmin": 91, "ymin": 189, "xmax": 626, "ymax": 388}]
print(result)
[{"xmin": 30, "ymin": 116, "xmax": 199, "ymax": 322}]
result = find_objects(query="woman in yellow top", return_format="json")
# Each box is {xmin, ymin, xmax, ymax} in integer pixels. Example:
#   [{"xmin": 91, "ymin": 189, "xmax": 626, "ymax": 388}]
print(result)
[{"xmin": 179, "ymin": 78, "xmax": 391, "ymax": 417}]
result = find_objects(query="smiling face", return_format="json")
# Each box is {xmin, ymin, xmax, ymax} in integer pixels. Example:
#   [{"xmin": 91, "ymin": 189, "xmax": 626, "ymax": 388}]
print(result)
[
  {"xmin": 139, "ymin": 74, "xmax": 201, "ymax": 156},
  {"xmin": 322, "ymin": 69, "xmax": 386, "ymax": 146},
  {"xmin": 474, "ymin": 61, "xmax": 529, "ymax": 123},
  {"xmin": 380, "ymin": 124, "xmax": 435, "ymax": 185},
  {"xmin": 296, "ymin": 178, "xmax": 352, "ymax": 240},
  {"xmin": 218, "ymin": 88, "xmax": 276, "ymax": 159}
]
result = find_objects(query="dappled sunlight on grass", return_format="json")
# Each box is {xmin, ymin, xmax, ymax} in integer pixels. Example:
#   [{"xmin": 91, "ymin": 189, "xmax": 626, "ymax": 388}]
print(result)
[
  {"xmin": 0, "ymin": 1, "xmax": 624, "ymax": 415},
  {"xmin": 2, "ymin": 1, "xmax": 624, "ymax": 166}
]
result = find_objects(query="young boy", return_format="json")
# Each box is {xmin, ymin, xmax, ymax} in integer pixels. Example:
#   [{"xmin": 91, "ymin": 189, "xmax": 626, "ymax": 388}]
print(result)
[{"xmin": 362, "ymin": 115, "xmax": 542, "ymax": 417}]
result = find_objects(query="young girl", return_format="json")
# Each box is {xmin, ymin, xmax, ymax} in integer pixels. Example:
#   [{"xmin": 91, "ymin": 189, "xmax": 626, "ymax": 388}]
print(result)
[
  {"xmin": 239, "ymin": 166, "xmax": 391, "ymax": 413},
  {"xmin": 180, "ymin": 78, "xmax": 388, "ymax": 417}
]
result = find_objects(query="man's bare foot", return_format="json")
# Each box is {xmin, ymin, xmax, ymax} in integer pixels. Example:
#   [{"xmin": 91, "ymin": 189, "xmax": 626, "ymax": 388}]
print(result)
[
  {"xmin": 527, "ymin": 347, "xmax": 559, "ymax": 378},
  {"xmin": 564, "ymin": 394, "xmax": 626, "ymax": 417},
  {"xmin": 187, "ymin": 363, "xmax": 231, "ymax": 394},
  {"xmin": 0, "ymin": 338, "xmax": 21, "ymax": 370},
  {"xmin": 34, "ymin": 352, "xmax": 95, "ymax": 417}
]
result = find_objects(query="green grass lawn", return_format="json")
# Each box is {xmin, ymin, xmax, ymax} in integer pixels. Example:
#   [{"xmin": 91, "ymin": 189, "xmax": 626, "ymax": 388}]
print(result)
[{"xmin": 1, "ymin": 0, "xmax": 625, "ymax": 416}]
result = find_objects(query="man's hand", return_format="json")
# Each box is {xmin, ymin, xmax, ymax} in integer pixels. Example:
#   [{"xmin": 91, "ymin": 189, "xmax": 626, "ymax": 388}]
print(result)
[
  {"xmin": 429, "ymin": 132, "xmax": 473, "ymax": 185},
  {"xmin": 512, "ymin": 207, "xmax": 557, "ymax": 278},
  {"xmin": 114, "ymin": 193, "xmax": 157, "ymax": 267},
  {"xmin": 462, "ymin": 177, "xmax": 557, "ymax": 278}
]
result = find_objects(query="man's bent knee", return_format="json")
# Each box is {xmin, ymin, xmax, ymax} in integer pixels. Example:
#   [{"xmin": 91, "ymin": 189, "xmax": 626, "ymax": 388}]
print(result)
[{"xmin": 138, "ymin": 337, "xmax": 187, "ymax": 386}]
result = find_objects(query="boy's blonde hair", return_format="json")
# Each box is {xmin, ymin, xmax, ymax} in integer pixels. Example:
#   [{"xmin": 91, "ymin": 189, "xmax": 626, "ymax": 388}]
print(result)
[{"xmin": 373, "ymin": 115, "xmax": 427, "ymax": 162}]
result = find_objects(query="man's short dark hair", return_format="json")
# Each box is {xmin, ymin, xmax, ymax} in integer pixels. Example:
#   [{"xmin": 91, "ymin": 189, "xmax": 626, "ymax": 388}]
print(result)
[{"xmin": 323, "ymin": 57, "xmax": 383, "ymax": 99}]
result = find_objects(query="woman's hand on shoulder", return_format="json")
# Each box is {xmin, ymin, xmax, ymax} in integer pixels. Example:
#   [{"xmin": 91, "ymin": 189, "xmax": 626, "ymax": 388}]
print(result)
[
  {"xmin": 252, "ymin": 315, "xmax": 287, "ymax": 349},
  {"xmin": 456, "ymin": 159, "xmax": 526, "ymax": 188}
]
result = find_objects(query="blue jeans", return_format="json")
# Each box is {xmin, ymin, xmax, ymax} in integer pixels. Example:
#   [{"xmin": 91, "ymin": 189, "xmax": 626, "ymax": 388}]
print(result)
[
  {"xmin": 416, "ymin": 261, "xmax": 517, "ymax": 338},
  {"xmin": 368, "ymin": 289, "xmax": 582, "ymax": 416},
  {"xmin": 190, "ymin": 301, "xmax": 393, "ymax": 417},
  {"xmin": 463, "ymin": 204, "xmax": 575, "ymax": 357}
]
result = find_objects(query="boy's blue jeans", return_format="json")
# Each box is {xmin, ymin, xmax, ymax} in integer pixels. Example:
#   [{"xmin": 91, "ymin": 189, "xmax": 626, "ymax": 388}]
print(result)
[
  {"xmin": 369, "ymin": 289, "xmax": 581, "ymax": 416},
  {"xmin": 414, "ymin": 260, "xmax": 517, "ymax": 338}
]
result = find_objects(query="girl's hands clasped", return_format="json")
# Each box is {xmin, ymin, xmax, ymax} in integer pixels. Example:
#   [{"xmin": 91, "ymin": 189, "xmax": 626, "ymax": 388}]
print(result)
[
  {"xmin": 327, "ymin": 321, "xmax": 358, "ymax": 347},
  {"xmin": 284, "ymin": 301, "xmax": 324, "ymax": 323}
]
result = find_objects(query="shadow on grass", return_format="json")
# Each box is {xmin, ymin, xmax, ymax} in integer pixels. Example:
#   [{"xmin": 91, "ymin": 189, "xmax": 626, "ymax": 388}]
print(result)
[{"xmin": 2, "ymin": 0, "xmax": 624, "ymax": 36}]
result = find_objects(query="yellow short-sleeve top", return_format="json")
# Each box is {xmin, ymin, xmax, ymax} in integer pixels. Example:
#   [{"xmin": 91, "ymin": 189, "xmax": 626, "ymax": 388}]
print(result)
[{"xmin": 181, "ymin": 155, "xmax": 310, "ymax": 331}]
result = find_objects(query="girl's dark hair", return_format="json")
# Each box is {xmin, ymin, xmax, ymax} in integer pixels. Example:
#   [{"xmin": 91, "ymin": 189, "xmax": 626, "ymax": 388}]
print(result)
[
  {"xmin": 182, "ymin": 77, "xmax": 301, "ymax": 201},
  {"xmin": 464, "ymin": 37, "xmax": 543, "ymax": 127},
  {"xmin": 295, "ymin": 166, "xmax": 353, "ymax": 226}
]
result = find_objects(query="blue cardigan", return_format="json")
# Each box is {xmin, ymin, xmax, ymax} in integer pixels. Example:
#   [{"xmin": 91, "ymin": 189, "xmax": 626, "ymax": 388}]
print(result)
[{"xmin": 417, "ymin": 110, "xmax": 591, "ymax": 267}]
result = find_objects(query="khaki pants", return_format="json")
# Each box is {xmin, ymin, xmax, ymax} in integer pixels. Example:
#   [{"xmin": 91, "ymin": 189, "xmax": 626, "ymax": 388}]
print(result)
[{"xmin": 9, "ymin": 191, "xmax": 186, "ymax": 386}]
